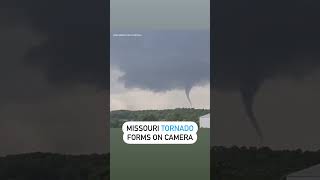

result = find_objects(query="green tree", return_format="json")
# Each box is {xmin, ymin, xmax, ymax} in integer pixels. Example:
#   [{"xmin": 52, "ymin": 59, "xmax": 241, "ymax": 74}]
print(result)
[{"xmin": 142, "ymin": 114, "xmax": 158, "ymax": 121}]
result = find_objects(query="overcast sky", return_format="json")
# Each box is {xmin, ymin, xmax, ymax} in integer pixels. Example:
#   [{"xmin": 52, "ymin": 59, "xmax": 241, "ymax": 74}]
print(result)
[
  {"xmin": 110, "ymin": 30, "xmax": 210, "ymax": 110},
  {"xmin": 111, "ymin": 0, "xmax": 209, "ymax": 30},
  {"xmin": 213, "ymin": 0, "xmax": 320, "ymax": 150},
  {"xmin": 0, "ymin": 0, "xmax": 108, "ymax": 155},
  {"xmin": 5, "ymin": 0, "xmax": 320, "ymax": 155}
]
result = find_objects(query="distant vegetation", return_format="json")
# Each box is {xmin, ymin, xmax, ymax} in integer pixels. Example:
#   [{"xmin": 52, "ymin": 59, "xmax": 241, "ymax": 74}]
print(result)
[
  {"xmin": 110, "ymin": 108, "xmax": 209, "ymax": 128},
  {"xmin": 212, "ymin": 146, "xmax": 320, "ymax": 180},
  {"xmin": 1, "ymin": 147, "xmax": 320, "ymax": 180}
]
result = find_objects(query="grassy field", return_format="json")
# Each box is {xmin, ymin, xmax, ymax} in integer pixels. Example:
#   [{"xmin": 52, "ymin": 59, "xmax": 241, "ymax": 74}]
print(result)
[{"xmin": 110, "ymin": 128, "xmax": 210, "ymax": 180}]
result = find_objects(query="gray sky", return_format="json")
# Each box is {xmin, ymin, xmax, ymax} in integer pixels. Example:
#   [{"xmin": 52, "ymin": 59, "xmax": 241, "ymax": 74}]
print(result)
[
  {"xmin": 0, "ymin": 0, "xmax": 108, "ymax": 155},
  {"xmin": 213, "ymin": 0, "xmax": 320, "ymax": 150},
  {"xmin": 110, "ymin": 30, "xmax": 210, "ymax": 110},
  {"xmin": 111, "ymin": 0, "xmax": 209, "ymax": 30}
]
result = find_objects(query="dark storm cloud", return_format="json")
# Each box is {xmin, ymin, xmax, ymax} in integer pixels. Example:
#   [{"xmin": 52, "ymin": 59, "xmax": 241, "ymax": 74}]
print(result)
[
  {"xmin": 17, "ymin": 0, "xmax": 108, "ymax": 89},
  {"xmin": 0, "ymin": 0, "xmax": 108, "ymax": 155},
  {"xmin": 111, "ymin": 31, "xmax": 210, "ymax": 95},
  {"xmin": 214, "ymin": 0, "xmax": 320, "ymax": 141}
]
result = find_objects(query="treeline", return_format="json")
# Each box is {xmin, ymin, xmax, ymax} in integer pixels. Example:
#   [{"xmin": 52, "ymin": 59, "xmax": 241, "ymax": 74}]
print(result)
[
  {"xmin": 110, "ymin": 108, "xmax": 209, "ymax": 128},
  {"xmin": 0, "ymin": 152, "xmax": 109, "ymax": 180},
  {"xmin": 212, "ymin": 146, "xmax": 320, "ymax": 180},
  {"xmin": 2, "ymin": 147, "xmax": 320, "ymax": 180}
]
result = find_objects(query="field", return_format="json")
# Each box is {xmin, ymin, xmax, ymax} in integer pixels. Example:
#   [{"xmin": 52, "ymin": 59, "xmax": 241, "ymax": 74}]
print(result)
[{"xmin": 110, "ymin": 128, "xmax": 210, "ymax": 180}]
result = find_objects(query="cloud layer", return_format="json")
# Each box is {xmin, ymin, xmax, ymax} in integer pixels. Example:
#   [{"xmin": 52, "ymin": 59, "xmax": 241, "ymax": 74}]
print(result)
[
  {"xmin": 214, "ymin": 0, "xmax": 320, "ymax": 141},
  {"xmin": 111, "ymin": 30, "xmax": 210, "ymax": 104},
  {"xmin": 0, "ymin": 0, "xmax": 108, "ymax": 155}
]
